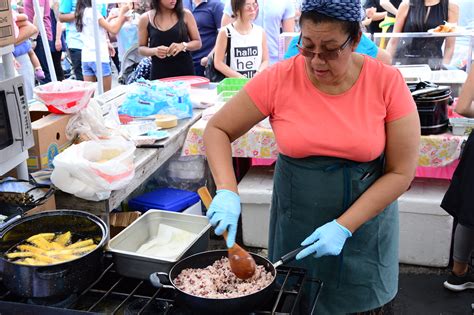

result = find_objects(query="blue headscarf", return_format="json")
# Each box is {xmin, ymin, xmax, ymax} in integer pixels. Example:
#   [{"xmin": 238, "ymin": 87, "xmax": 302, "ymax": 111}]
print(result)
[{"xmin": 301, "ymin": 0, "xmax": 364, "ymax": 22}]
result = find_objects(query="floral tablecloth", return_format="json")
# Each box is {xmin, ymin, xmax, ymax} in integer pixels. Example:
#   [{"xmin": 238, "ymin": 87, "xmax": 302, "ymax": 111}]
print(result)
[{"xmin": 183, "ymin": 118, "xmax": 466, "ymax": 167}]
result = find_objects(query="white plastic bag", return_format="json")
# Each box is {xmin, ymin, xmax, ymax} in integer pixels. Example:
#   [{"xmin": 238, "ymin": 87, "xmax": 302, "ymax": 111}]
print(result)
[
  {"xmin": 66, "ymin": 99, "xmax": 115, "ymax": 142},
  {"xmin": 51, "ymin": 137, "xmax": 135, "ymax": 201}
]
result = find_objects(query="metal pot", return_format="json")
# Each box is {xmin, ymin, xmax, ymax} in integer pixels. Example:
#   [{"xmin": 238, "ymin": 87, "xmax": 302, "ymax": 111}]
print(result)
[
  {"xmin": 149, "ymin": 247, "xmax": 307, "ymax": 314},
  {"xmin": 0, "ymin": 210, "xmax": 108, "ymax": 298},
  {"xmin": 410, "ymin": 82, "xmax": 452, "ymax": 135}
]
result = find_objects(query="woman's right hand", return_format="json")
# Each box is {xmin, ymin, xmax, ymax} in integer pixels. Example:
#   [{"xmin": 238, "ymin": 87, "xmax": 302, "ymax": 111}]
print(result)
[
  {"xmin": 155, "ymin": 45, "xmax": 169, "ymax": 59},
  {"xmin": 206, "ymin": 189, "xmax": 241, "ymax": 248},
  {"xmin": 119, "ymin": 4, "xmax": 130, "ymax": 16}
]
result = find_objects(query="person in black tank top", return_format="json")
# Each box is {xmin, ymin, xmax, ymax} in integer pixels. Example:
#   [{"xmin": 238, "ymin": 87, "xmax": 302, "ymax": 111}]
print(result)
[
  {"xmin": 386, "ymin": 0, "xmax": 459, "ymax": 70},
  {"xmin": 138, "ymin": 0, "xmax": 201, "ymax": 79}
]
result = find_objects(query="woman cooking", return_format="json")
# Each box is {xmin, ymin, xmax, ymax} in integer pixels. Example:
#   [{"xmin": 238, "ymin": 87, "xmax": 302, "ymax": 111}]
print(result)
[{"xmin": 204, "ymin": 0, "xmax": 420, "ymax": 313}]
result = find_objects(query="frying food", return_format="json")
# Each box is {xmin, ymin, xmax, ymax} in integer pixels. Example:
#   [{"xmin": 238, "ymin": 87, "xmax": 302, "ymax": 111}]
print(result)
[
  {"xmin": 5, "ymin": 232, "xmax": 97, "ymax": 266},
  {"xmin": 174, "ymin": 257, "xmax": 273, "ymax": 298},
  {"xmin": 433, "ymin": 24, "xmax": 456, "ymax": 33}
]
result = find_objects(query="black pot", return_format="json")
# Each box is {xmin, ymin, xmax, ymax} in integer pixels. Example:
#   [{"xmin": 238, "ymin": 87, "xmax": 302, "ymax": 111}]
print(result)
[
  {"xmin": 0, "ymin": 210, "xmax": 108, "ymax": 298},
  {"xmin": 411, "ymin": 83, "xmax": 452, "ymax": 135},
  {"xmin": 149, "ymin": 247, "xmax": 308, "ymax": 314}
]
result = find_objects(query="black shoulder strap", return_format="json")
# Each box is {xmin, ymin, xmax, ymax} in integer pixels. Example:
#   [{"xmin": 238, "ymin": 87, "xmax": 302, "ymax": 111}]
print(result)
[{"xmin": 225, "ymin": 25, "xmax": 232, "ymax": 66}]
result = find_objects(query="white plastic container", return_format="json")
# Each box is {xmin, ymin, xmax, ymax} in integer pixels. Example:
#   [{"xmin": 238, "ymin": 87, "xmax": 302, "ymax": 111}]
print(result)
[
  {"xmin": 238, "ymin": 166, "xmax": 274, "ymax": 248},
  {"xmin": 450, "ymin": 117, "xmax": 474, "ymax": 136},
  {"xmin": 398, "ymin": 178, "xmax": 453, "ymax": 267}
]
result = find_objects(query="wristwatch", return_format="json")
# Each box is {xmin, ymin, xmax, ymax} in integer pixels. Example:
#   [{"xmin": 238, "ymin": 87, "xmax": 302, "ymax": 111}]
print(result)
[{"xmin": 182, "ymin": 42, "xmax": 188, "ymax": 52}]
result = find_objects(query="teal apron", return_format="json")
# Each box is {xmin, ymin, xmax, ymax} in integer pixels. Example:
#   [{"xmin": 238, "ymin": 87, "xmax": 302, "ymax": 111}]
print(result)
[{"xmin": 269, "ymin": 154, "xmax": 399, "ymax": 315}]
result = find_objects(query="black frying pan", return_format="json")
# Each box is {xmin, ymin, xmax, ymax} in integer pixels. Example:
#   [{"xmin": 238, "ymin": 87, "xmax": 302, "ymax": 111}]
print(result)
[{"xmin": 149, "ymin": 247, "xmax": 307, "ymax": 314}]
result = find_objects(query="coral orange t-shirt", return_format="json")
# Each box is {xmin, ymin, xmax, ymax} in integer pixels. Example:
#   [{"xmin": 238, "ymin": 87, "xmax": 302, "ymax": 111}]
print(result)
[{"xmin": 244, "ymin": 55, "xmax": 416, "ymax": 162}]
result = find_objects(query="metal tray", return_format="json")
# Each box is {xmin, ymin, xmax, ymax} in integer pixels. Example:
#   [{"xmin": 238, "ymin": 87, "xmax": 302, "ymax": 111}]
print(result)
[{"xmin": 107, "ymin": 210, "xmax": 210, "ymax": 280}]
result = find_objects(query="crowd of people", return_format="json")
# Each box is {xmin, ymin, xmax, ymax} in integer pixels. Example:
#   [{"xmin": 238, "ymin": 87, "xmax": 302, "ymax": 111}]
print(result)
[{"xmin": 6, "ymin": 0, "xmax": 472, "ymax": 97}]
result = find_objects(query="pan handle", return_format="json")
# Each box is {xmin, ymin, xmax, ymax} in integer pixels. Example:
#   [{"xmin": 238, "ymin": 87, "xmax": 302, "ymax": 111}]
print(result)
[
  {"xmin": 149, "ymin": 272, "xmax": 175, "ymax": 290},
  {"xmin": 36, "ymin": 267, "xmax": 70, "ymax": 279},
  {"xmin": 273, "ymin": 245, "xmax": 309, "ymax": 268}
]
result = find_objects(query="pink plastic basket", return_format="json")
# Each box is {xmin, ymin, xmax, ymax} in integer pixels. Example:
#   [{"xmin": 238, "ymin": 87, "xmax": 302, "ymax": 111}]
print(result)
[{"xmin": 34, "ymin": 80, "xmax": 96, "ymax": 114}]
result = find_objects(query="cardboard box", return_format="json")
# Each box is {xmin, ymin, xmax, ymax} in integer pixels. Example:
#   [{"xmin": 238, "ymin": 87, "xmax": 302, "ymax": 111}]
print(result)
[
  {"xmin": 109, "ymin": 211, "xmax": 141, "ymax": 238},
  {"xmin": 0, "ymin": 1, "xmax": 14, "ymax": 48},
  {"xmin": 27, "ymin": 109, "xmax": 71, "ymax": 171}
]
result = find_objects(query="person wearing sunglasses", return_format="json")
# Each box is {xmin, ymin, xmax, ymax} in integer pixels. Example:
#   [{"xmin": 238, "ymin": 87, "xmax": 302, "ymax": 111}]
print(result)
[
  {"xmin": 283, "ymin": 31, "xmax": 392, "ymax": 64},
  {"xmin": 204, "ymin": 0, "xmax": 420, "ymax": 313}
]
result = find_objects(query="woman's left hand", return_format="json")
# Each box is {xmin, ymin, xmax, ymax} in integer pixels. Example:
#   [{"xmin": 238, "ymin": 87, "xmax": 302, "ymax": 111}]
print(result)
[
  {"xmin": 295, "ymin": 220, "xmax": 352, "ymax": 260},
  {"xmin": 167, "ymin": 42, "xmax": 184, "ymax": 57}
]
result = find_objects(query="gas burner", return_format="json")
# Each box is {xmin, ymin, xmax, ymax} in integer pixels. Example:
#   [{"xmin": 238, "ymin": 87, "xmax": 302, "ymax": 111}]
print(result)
[
  {"xmin": 124, "ymin": 298, "xmax": 170, "ymax": 315},
  {"xmin": 0, "ymin": 262, "xmax": 321, "ymax": 314},
  {"xmin": 27, "ymin": 294, "xmax": 78, "ymax": 309}
]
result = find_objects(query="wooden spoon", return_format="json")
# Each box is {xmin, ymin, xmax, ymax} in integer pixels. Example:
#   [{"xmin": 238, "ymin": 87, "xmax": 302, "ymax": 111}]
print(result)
[{"xmin": 197, "ymin": 187, "xmax": 257, "ymax": 280}]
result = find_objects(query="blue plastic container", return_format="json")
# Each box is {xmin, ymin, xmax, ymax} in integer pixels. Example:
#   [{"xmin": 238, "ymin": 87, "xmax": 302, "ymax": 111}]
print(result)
[{"xmin": 128, "ymin": 188, "xmax": 200, "ymax": 213}]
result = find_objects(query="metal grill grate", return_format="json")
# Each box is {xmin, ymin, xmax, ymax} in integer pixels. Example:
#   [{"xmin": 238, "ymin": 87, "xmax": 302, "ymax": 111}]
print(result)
[{"xmin": 0, "ymin": 262, "xmax": 321, "ymax": 315}]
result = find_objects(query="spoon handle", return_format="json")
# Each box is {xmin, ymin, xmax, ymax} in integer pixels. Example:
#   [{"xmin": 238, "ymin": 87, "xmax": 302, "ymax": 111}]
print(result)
[
  {"xmin": 197, "ymin": 187, "xmax": 212, "ymax": 209},
  {"xmin": 197, "ymin": 187, "xmax": 233, "ymax": 249}
]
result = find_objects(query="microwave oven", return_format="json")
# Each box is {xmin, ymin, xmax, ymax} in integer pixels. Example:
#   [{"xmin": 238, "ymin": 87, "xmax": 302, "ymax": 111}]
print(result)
[{"xmin": 0, "ymin": 76, "xmax": 34, "ymax": 168}]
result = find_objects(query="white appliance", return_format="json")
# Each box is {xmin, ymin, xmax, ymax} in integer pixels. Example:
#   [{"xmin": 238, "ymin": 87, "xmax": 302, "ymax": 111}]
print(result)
[{"xmin": 0, "ymin": 76, "xmax": 34, "ymax": 175}]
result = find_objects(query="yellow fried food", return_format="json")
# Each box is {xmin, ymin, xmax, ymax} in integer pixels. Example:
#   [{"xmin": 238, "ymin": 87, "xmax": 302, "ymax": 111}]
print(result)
[
  {"xmin": 6, "ymin": 252, "xmax": 34, "ymax": 259},
  {"xmin": 7, "ymin": 233, "xmax": 96, "ymax": 266},
  {"xmin": 67, "ymin": 239, "xmax": 93, "ymax": 249},
  {"xmin": 33, "ymin": 253, "xmax": 61, "ymax": 264},
  {"xmin": 55, "ymin": 232, "xmax": 71, "ymax": 246},
  {"xmin": 27, "ymin": 233, "xmax": 55, "ymax": 242},
  {"xmin": 55, "ymin": 254, "xmax": 79, "ymax": 261},
  {"xmin": 45, "ymin": 249, "xmax": 73, "ymax": 256},
  {"xmin": 71, "ymin": 244, "xmax": 97, "ymax": 255},
  {"xmin": 49, "ymin": 241, "xmax": 65, "ymax": 250},
  {"xmin": 29, "ymin": 237, "xmax": 55, "ymax": 250},
  {"xmin": 17, "ymin": 244, "xmax": 45, "ymax": 255}
]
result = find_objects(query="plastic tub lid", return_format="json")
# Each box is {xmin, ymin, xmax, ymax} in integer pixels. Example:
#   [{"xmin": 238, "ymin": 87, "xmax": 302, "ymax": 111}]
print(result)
[{"xmin": 129, "ymin": 188, "xmax": 200, "ymax": 212}]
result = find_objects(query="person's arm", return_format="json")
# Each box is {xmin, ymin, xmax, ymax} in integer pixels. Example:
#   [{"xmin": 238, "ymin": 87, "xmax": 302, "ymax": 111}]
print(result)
[
  {"xmin": 58, "ymin": 0, "xmax": 73, "ymax": 21},
  {"xmin": 371, "ymin": 11, "xmax": 388, "ymax": 21},
  {"xmin": 204, "ymin": 89, "xmax": 266, "ymax": 193},
  {"xmin": 337, "ymin": 111, "xmax": 420, "ymax": 233},
  {"xmin": 281, "ymin": 0, "xmax": 296, "ymax": 32},
  {"xmin": 454, "ymin": 63, "xmax": 474, "ymax": 118},
  {"xmin": 221, "ymin": 13, "xmax": 233, "ymax": 27},
  {"xmin": 221, "ymin": 0, "xmax": 233, "ymax": 27},
  {"xmin": 53, "ymin": 4, "xmax": 64, "ymax": 51},
  {"xmin": 59, "ymin": 13, "xmax": 74, "ymax": 22},
  {"xmin": 214, "ymin": 28, "xmax": 243, "ymax": 78},
  {"xmin": 386, "ymin": 1, "xmax": 409, "ymax": 57},
  {"xmin": 375, "ymin": 47, "xmax": 392, "ymax": 64},
  {"xmin": 15, "ymin": 18, "xmax": 38, "ymax": 44},
  {"xmin": 258, "ymin": 31, "xmax": 269, "ymax": 72},
  {"xmin": 442, "ymin": 2, "xmax": 459, "ymax": 65},
  {"xmin": 98, "ymin": 5, "xmax": 129, "ymax": 34},
  {"xmin": 167, "ymin": 9, "xmax": 201, "ymax": 56},
  {"xmin": 380, "ymin": 0, "xmax": 399, "ymax": 16}
]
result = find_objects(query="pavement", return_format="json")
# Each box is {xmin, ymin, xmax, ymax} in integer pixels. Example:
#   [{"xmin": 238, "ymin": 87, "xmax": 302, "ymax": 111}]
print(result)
[{"xmin": 394, "ymin": 265, "xmax": 473, "ymax": 315}]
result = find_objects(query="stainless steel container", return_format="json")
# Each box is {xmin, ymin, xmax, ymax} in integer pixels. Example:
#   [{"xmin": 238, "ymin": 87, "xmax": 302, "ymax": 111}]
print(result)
[{"xmin": 107, "ymin": 210, "xmax": 211, "ymax": 280}]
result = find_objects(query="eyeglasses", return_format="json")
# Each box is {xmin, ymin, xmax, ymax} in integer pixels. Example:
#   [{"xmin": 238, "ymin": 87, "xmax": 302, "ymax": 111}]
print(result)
[
  {"xmin": 297, "ymin": 35, "xmax": 352, "ymax": 61},
  {"xmin": 244, "ymin": 2, "xmax": 258, "ymax": 10}
]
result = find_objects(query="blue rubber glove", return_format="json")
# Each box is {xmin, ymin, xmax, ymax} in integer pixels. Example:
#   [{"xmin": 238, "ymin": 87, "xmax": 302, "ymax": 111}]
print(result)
[
  {"xmin": 206, "ymin": 189, "xmax": 241, "ymax": 248},
  {"xmin": 295, "ymin": 219, "xmax": 352, "ymax": 260}
]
